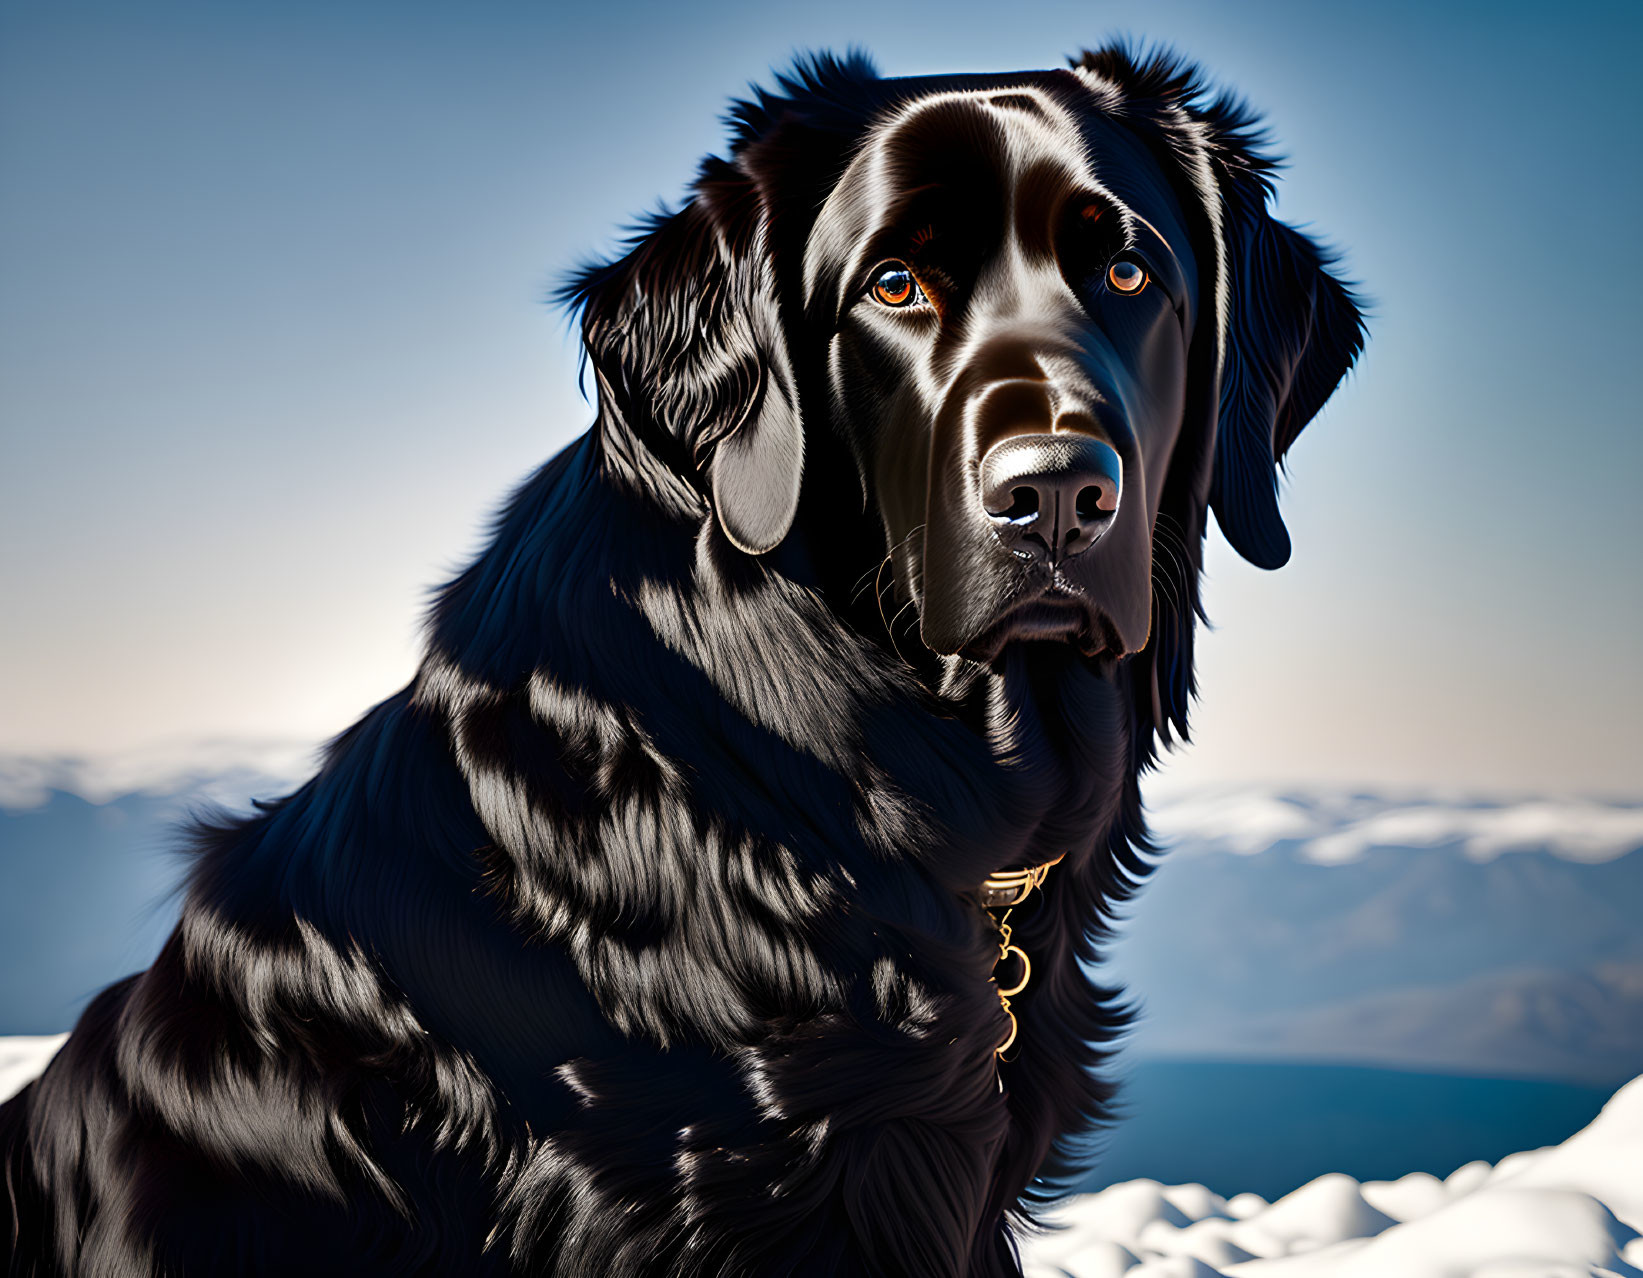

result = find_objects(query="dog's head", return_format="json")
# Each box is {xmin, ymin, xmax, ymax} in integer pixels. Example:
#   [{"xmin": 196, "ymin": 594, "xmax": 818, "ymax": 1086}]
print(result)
[{"xmin": 565, "ymin": 47, "xmax": 1363, "ymax": 741}]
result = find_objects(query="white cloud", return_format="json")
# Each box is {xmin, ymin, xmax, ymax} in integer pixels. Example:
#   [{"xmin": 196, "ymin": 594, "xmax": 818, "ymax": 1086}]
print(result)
[
  {"xmin": 1146, "ymin": 788, "xmax": 1643, "ymax": 866},
  {"xmin": 4, "ymin": 745, "xmax": 1640, "ymax": 868},
  {"xmin": 0, "ymin": 739, "xmax": 317, "ymax": 811}
]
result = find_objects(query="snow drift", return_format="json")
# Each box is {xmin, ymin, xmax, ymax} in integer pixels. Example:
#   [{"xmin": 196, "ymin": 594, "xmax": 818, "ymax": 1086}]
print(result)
[{"xmin": 1023, "ymin": 1073, "xmax": 1643, "ymax": 1277}]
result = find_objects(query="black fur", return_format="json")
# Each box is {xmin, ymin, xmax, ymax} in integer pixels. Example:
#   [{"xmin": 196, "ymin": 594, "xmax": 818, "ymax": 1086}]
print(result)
[{"xmin": 1, "ymin": 45, "xmax": 1363, "ymax": 1277}]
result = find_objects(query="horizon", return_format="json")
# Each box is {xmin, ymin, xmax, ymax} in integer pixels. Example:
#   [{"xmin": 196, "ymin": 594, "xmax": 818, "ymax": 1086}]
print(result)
[{"xmin": 2, "ymin": 0, "xmax": 1640, "ymax": 793}]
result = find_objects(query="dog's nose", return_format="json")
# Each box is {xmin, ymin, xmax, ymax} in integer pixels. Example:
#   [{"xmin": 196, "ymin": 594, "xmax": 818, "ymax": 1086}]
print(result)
[{"xmin": 980, "ymin": 434, "xmax": 1122, "ymax": 563}]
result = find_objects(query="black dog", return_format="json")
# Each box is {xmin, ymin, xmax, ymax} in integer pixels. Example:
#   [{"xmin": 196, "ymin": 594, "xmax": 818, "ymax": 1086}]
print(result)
[{"xmin": 1, "ymin": 45, "xmax": 1362, "ymax": 1277}]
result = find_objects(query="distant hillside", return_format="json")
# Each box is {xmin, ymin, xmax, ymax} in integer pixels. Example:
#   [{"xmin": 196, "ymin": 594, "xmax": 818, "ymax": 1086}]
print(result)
[
  {"xmin": 0, "ymin": 788, "xmax": 213, "ymax": 1032},
  {"xmin": 1104, "ymin": 832, "xmax": 1643, "ymax": 1084},
  {"xmin": 0, "ymin": 753, "xmax": 302, "ymax": 1034},
  {"xmin": 1, "ymin": 756, "xmax": 1640, "ymax": 1086}
]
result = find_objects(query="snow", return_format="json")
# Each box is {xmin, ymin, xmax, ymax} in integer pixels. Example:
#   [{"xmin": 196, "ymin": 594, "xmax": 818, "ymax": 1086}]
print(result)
[
  {"xmin": 0, "ymin": 1034, "xmax": 67, "ymax": 1103},
  {"xmin": 1023, "ymin": 1073, "xmax": 1643, "ymax": 1277},
  {"xmin": 2, "ymin": 1035, "xmax": 1639, "ymax": 1273}
]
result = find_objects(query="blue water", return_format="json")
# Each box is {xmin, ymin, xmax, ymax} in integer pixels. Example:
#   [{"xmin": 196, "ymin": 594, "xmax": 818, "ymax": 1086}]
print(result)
[{"xmin": 1076, "ymin": 1059, "xmax": 1615, "ymax": 1201}]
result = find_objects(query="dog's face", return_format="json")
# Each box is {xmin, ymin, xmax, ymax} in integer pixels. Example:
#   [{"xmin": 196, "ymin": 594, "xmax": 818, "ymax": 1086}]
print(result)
[
  {"xmin": 569, "ymin": 51, "xmax": 1363, "ymax": 741},
  {"xmin": 808, "ymin": 82, "xmax": 1201, "ymax": 662}
]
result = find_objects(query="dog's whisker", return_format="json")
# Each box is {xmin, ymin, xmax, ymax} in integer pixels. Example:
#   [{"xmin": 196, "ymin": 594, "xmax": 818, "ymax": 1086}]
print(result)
[
  {"xmin": 851, "ymin": 555, "xmax": 893, "ymax": 608},
  {"xmin": 867, "ymin": 523, "xmax": 926, "ymax": 648}
]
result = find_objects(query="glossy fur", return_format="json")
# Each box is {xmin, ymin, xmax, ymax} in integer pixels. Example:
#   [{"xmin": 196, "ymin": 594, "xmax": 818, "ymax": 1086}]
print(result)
[{"xmin": 1, "ymin": 46, "xmax": 1364, "ymax": 1278}]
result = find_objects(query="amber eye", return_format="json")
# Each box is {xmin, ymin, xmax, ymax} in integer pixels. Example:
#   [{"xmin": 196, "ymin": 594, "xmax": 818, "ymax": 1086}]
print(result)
[
  {"xmin": 870, "ymin": 262, "xmax": 922, "ymax": 308},
  {"xmin": 1107, "ymin": 258, "xmax": 1148, "ymax": 295}
]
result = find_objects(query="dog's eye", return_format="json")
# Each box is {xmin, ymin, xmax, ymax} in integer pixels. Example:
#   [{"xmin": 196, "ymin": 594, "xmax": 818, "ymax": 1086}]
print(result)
[
  {"xmin": 870, "ymin": 263, "xmax": 924, "ymax": 308},
  {"xmin": 1106, "ymin": 258, "xmax": 1148, "ymax": 295}
]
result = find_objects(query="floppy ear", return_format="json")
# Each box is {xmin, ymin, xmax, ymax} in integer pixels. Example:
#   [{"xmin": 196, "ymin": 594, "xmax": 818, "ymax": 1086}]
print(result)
[
  {"xmin": 1072, "ymin": 44, "xmax": 1364, "ymax": 570},
  {"xmin": 565, "ymin": 158, "xmax": 804, "ymax": 556},
  {"xmin": 1210, "ymin": 171, "xmax": 1366, "ymax": 569}
]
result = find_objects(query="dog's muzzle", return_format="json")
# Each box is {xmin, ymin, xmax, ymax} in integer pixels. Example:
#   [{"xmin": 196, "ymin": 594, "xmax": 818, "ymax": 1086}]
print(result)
[{"xmin": 980, "ymin": 434, "xmax": 1122, "ymax": 565}]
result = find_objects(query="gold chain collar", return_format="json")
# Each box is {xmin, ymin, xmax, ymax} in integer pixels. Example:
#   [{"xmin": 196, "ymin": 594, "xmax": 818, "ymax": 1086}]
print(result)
[{"xmin": 980, "ymin": 853, "xmax": 1065, "ymax": 1056}]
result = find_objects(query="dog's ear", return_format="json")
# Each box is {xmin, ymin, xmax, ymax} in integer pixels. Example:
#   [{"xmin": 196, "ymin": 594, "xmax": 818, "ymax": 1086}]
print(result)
[
  {"xmin": 1209, "ymin": 159, "xmax": 1366, "ymax": 570},
  {"xmin": 564, "ymin": 158, "xmax": 804, "ymax": 556},
  {"xmin": 564, "ymin": 54, "xmax": 880, "ymax": 556},
  {"xmin": 1072, "ymin": 45, "xmax": 1365, "ymax": 572}
]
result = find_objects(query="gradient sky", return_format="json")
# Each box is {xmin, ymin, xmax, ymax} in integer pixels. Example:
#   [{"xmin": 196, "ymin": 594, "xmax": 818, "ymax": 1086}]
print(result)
[{"xmin": 2, "ymin": 0, "xmax": 1639, "ymax": 793}]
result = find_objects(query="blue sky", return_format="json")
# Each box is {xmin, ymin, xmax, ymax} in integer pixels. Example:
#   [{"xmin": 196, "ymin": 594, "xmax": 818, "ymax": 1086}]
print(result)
[{"xmin": 2, "ymin": 0, "xmax": 1639, "ymax": 792}]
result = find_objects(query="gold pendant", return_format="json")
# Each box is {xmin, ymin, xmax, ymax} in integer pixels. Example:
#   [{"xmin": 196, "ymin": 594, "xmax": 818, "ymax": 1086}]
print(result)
[{"xmin": 983, "ymin": 854, "xmax": 1064, "ymax": 1057}]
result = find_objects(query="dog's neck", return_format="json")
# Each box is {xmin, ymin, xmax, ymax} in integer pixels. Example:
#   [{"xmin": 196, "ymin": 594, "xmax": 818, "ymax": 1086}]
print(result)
[{"xmin": 426, "ymin": 433, "xmax": 1135, "ymax": 895}]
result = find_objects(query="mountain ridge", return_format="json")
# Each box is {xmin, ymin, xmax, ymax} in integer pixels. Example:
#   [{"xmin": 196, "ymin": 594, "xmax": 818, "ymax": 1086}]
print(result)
[{"xmin": 2, "ymin": 762, "xmax": 1640, "ymax": 1084}]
